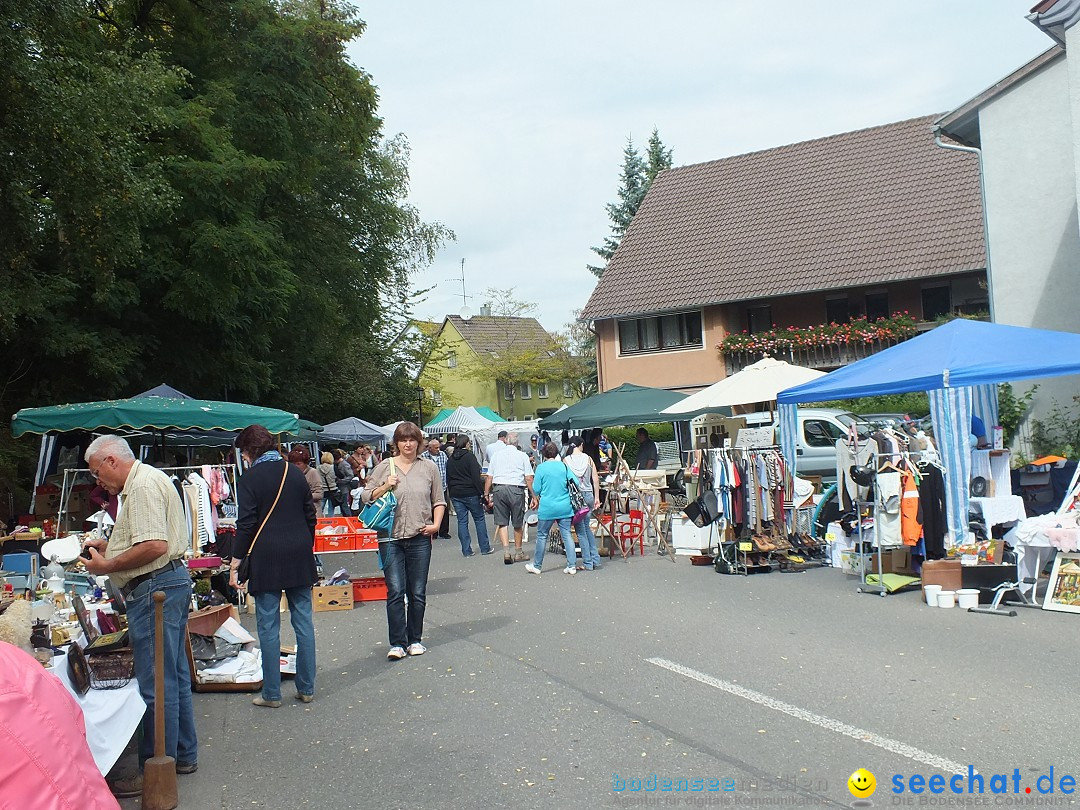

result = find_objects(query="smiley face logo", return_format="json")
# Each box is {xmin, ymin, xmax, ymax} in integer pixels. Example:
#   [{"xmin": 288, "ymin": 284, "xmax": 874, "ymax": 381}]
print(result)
[{"xmin": 848, "ymin": 768, "xmax": 876, "ymax": 798}]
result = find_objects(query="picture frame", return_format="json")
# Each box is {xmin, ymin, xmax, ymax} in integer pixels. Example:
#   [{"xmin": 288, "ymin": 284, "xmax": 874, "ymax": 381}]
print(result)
[
  {"xmin": 67, "ymin": 643, "xmax": 91, "ymax": 696},
  {"xmin": 1042, "ymin": 552, "xmax": 1080, "ymax": 614}
]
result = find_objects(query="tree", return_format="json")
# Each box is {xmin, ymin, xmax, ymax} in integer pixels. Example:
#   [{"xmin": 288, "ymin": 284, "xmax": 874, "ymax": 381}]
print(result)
[
  {"xmin": 588, "ymin": 129, "xmax": 673, "ymax": 278},
  {"xmin": 462, "ymin": 288, "xmax": 563, "ymax": 419},
  {"xmin": 551, "ymin": 310, "xmax": 597, "ymax": 399}
]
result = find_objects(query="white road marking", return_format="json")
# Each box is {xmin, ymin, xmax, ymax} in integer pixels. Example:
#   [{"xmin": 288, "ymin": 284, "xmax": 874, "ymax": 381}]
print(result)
[{"xmin": 647, "ymin": 657, "xmax": 966, "ymax": 774}]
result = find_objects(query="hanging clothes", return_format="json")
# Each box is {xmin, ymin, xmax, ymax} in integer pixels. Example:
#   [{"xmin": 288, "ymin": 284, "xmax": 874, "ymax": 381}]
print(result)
[
  {"xmin": 900, "ymin": 468, "xmax": 923, "ymax": 547},
  {"xmin": 874, "ymin": 470, "xmax": 903, "ymax": 547},
  {"xmin": 917, "ymin": 463, "xmax": 949, "ymax": 559}
]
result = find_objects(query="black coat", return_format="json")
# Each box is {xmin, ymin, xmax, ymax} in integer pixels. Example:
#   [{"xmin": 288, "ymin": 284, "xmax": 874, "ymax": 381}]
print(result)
[
  {"xmin": 235, "ymin": 460, "xmax": 318, "ymax": 593},
  {"xmin": 446, "ymin": 448, "xmax": 483, "ymax": 497}
]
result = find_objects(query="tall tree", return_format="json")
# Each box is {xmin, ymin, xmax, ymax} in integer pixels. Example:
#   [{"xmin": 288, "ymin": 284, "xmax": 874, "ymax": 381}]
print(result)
[{"xmin": 588, "ymin": 130, "xmax": 673, "ymax": 278}]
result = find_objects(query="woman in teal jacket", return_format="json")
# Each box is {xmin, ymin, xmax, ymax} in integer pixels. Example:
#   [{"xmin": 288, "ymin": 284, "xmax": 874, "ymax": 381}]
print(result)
[{"xmin": 524, "ymin": 442, "xmax": 577, "ymax": 575}]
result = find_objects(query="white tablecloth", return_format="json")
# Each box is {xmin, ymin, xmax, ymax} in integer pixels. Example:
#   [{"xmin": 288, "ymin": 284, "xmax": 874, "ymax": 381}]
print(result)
[
  {"xmin": 970, "ymin": 495, "xmax": 1026, "ymax": 527},
  {"xmin": 49, "ymin": 649, "xmax": 145, "ymax": 775}
]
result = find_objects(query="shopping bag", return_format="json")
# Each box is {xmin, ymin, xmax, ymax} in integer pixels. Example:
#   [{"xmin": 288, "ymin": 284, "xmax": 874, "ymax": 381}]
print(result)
[{"xmin": 359, "ymin": 459, "xmax": 397, "ymax": 536}]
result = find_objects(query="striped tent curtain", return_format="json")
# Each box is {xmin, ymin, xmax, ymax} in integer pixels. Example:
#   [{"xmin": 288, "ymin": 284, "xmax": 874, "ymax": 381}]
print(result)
[
  {"xmin": 929, "ymin": 386, "xmax": 973, "ymax": 547},
  {"xmin": 778, "ymin": 403, "xmax": 799, "ymax": 477},
  {"xmin": 971, "ymin": 383, "xmax": 999, "ymax": 439}
]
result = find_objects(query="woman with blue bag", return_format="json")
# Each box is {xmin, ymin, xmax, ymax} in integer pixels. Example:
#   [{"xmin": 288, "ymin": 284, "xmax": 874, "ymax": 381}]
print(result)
[
  {"xmin": 361, "ymin": 422, "xmax": 445, "ymax": 661},
  {"xmin": 525, "ymin": 442, "xmax": 579, "ymax": 576}
]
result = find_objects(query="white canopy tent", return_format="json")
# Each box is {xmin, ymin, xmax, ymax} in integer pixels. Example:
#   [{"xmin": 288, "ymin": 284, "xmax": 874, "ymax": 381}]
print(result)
[
  {"xmin": 423, "ymin": 406, "xmax": 495, "ymax": 434},
  {"xmin": 661, "ymin": 357, "xmax": 826, "ymax": 418}
]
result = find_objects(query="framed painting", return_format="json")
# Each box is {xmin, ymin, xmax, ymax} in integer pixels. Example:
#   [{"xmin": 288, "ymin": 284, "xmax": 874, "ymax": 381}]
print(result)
[{"xmin": 1042, "ymin": 552, "xmax": 1080, "ymax": 614}]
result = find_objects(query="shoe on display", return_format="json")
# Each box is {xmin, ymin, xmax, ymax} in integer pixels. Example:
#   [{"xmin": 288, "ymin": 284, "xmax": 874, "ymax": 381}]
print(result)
[
  {"xmin": 524, "ymin": 563, "xmax": 542, "ymax": 575},
  {"xmin": 387, "ymin": 646, "xmax": 407, "ymax": 660},
  {"xmin": 407, "ymin": 642, "xmax": 427, "ymax": 656},
  {"xmin": 108, "ymin": 773, "xmax": 143, "ymax": 798}
]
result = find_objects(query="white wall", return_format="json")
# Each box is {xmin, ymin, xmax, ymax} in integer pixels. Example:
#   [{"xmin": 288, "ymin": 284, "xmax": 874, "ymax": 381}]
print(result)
[{"xmin": 979, "ymin": 55, "xmax": 1080, "ymax": 432}]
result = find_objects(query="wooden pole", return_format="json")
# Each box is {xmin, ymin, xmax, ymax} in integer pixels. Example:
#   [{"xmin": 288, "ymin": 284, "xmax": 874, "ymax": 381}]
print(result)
[{"xmin": 142, "ymin": 590, "xmax": 178, "ymax": 810}]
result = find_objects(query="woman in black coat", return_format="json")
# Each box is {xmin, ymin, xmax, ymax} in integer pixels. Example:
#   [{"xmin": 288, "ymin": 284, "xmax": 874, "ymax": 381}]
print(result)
[
  {"xmin": 229, "ymin": 425, "xmax": 318, "ymax": 708},
  {"xmin": 445, "ymin": 434, "xmax": 492, "ymax": 557}
]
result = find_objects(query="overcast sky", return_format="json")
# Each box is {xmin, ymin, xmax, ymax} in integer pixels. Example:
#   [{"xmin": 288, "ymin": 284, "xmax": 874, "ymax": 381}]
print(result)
[{"xmin": 348, "ymin": 2, "xmax": 1051, "ymax": 334}]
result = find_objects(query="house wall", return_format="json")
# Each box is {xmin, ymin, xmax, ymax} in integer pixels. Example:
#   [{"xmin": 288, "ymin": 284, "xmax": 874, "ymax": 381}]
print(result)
[
  {"xmin": 594, "ymin": 275, "xmax": 985, "ymax": 392},
  {"xmin": 978, "ymin": 54, "xmax": 1080, "ymax": 424},
  {"xmin": 418, "ymin": 321, "xmax": 498, "ymax": 413}
]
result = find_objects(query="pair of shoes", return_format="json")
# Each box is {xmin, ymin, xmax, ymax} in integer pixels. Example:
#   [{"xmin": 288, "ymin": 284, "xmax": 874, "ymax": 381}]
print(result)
[
  {"xmin": 563, "ymin": 566, "xmax": 577, "ymax": 575},
  {"xmin": 504, "ymin": 552, "xmax": 513, "ymax": 565},
  {"xmin": 108, "ymin": 773, "xmax": 143, "ymax": 798},
  {"xmin": 176, "ymin": 761, "xmax": 198, "ymax": 775},
  {"xmin": 252, "ymin": 696, "xmax": 282, "ymax": 708},
  {"xmin": 481, "ymin": 548, "xmax": 495, "ymax": 555},
  {"xmin": 514, "ymin": 550, "xmax": 528, "ymax": 562},
  {"xmin": 387, "ymin": 646, "xmax": 407, "ymax": 660},
  {"xmin": 296, "ymin": 693, "xmax": 314, "ymax": 704},
  {"xmin": 524, "ymin": 563, "xmax": 542, "ymax": 575},
  {"xmin": 407, "ymin": 642, "xmax": 427, "ymax": 656}
]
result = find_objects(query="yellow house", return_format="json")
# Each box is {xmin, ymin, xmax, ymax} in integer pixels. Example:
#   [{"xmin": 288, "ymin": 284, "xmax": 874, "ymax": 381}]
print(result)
[{"xmin": 418, "ymin": 315, "xmax": 581, "ymax": 420}]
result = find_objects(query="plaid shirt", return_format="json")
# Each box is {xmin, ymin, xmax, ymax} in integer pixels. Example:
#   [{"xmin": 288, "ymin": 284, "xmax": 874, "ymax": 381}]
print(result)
[{"xmin": 421, "ymin": 450, "xmax": 448, "ymax": 488}]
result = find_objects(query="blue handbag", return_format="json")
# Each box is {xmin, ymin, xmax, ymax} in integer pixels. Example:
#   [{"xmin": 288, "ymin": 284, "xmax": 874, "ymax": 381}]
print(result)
[{"xmin": 359, "ymin": 458, "xmax": 397, "ymax": 536}]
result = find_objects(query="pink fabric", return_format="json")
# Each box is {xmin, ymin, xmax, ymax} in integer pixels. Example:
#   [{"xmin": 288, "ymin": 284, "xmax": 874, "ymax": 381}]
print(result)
[
  {"xmin": 0, "ymin": 642, "xmax": 119, "ymax": 810},
  {"xmin": 1045, "ymin": 527, "xmax": 1080, "ymax": 552}
]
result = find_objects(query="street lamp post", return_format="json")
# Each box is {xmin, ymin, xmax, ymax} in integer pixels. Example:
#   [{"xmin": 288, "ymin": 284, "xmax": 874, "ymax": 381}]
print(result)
[{"xmin": 417, "ymin": 386, "xmax": 424, "ymax": 428}]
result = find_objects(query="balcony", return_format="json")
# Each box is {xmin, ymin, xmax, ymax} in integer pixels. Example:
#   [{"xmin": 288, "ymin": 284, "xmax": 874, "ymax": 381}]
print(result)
[{"xmin": 724, "ymin": 336, "xmax": 911, "ymax": 375}]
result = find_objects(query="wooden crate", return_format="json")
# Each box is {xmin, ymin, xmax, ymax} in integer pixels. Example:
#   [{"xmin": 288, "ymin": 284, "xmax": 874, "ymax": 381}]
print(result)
[{"xmin": 313, "ymin": 584, "xmax": 353, "ymax": 612}]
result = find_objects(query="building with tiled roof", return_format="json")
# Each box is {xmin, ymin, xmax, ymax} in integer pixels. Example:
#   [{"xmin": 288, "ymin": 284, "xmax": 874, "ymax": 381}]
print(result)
[
  {"xmin": 418, "ymin": 315, "xmax": 580, "ymax": 421},
  {"xmin": 581, "ymin": 114, "xmax": 988, "ymax": 393}
]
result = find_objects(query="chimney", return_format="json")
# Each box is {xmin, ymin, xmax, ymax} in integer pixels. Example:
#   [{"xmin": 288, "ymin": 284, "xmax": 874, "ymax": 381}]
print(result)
[{"xmin": 480, "ymin": 304, "xmax": 492, "ymax": 316}]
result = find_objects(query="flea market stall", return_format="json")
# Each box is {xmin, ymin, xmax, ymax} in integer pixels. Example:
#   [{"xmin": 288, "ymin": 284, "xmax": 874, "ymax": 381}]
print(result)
[{"xmin": 777, "ymin": 319, "xmax": 1080, "ymax": 605}]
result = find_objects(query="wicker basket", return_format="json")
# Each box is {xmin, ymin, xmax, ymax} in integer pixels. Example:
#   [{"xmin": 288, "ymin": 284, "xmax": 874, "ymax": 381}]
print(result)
[{"xmin": 88, "ymin": 651, "xmax": 135, "ymax": 690}]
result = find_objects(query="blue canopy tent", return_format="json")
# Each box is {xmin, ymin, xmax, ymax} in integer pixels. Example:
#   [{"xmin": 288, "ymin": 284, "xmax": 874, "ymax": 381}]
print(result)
[{"xmin": 777, "ymin": 319, "xmax": 1080, "ymax": 544}]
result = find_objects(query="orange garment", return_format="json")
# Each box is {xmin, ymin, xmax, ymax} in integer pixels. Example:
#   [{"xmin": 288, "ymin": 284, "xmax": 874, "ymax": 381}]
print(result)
[{"xmin": 900, "ymin": 470, "xmax": 922, "ymax": 546}]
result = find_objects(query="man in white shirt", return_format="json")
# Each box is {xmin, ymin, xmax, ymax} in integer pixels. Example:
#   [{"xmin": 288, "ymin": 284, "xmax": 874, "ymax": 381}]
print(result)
[
  {"xmin": 483, "ymin": 433, "xmax": 534, "ymax": 563},
  {"xmin": 485, "ymin": 430, "xmax": 509, "ymax": 465}
]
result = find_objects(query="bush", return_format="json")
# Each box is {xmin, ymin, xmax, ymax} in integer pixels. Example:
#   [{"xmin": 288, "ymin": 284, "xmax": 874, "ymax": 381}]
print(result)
[
  {"xmin": 603, "ymin": 423, "xmax": 674, "ymax": 468},
  {"xmin": 1031, "ymin": 395, "xmax": 1080, "ymax": 460}
]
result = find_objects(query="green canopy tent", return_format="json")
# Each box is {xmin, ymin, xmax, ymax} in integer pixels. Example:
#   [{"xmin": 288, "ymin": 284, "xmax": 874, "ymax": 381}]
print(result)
[
  {"xmin": 536, "ymin": 383, "xmax": 688, "ymax": 431},
  {"xmin": 12, "ymin": 396, "xmax": 300, "ymax": 437}
]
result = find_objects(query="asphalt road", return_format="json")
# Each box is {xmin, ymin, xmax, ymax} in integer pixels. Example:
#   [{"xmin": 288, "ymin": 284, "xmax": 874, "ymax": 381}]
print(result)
[{"xmin": 120, "ymin": 519, "xmax": 1077, "ymax": 810}]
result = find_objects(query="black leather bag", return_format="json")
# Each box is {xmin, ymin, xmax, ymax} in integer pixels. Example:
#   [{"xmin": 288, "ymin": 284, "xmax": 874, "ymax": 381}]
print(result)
[{"xmin": 684, "ymin": 490, "xmax": 720, "ymax": 528}]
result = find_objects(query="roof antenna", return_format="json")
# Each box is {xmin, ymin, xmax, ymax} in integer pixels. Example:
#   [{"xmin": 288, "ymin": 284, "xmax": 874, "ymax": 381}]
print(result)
[{"xmin": 448, "ymin": 258, "xmax": 473, "ymax": 320}]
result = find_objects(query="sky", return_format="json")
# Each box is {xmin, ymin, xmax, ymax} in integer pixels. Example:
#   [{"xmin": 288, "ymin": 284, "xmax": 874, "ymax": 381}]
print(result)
[{"xmin": 347, "ymin": 1, "xmax": 1053, "ymax": 335}]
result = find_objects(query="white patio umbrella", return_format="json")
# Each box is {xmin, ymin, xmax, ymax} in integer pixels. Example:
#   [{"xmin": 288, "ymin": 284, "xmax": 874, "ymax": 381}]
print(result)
[{"xmin": 661, "ymin": 357, "xmax": 826, "ymax": 418}]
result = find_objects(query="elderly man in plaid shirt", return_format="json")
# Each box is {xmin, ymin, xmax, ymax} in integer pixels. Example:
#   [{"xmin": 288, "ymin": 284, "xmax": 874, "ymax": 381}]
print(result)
[{"xmin": 421, "ymin": 438, "xmax": 452, "ymax": 538}]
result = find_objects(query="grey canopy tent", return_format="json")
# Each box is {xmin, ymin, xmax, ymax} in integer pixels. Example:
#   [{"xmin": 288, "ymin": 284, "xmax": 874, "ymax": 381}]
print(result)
[{"xmin": 318, "ymin": 417, "xmax": 390, "ymax": 445}]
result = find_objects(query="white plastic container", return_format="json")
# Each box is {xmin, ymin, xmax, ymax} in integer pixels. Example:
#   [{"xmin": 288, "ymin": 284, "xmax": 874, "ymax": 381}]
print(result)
[
  {"xmin": 956, "ymin": 588, "xmax": 980, "ymax": 609},
  {"xmin": 923, "ymin": 584, "xmax": 942, "ymax": 606},
  {"xmin": 937, "ymin": 590, "xmax": 957, "ymax": 608}
]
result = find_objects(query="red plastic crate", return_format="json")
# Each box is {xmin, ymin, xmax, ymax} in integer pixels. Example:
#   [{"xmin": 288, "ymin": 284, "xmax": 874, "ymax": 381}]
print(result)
[
  {"xmin": 355, "ymin": 529, "xmax": 378, "ymax": 551},
  {"xmin": 351, "ymin": 576, "xmax": 388, "ymax": 602},
  {"xmin": 315, "ymin": 516, "xmax": 364, "ymax": 552}
]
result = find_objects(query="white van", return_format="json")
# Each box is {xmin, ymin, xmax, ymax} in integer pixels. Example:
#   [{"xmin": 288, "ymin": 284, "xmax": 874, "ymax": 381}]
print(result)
[{"xmin": 741, "ymin": 408, "xmax": 874, "ymax": 481}]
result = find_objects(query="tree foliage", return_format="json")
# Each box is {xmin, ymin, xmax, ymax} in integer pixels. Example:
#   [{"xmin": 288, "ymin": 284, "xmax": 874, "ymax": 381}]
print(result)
[
  {"xmin": 588, "ymin": 128, "xmax": 673, "ymax": 277},
  {"xmin": 0, "ymin": 0, "xmax": 451, "ymax": 509}
]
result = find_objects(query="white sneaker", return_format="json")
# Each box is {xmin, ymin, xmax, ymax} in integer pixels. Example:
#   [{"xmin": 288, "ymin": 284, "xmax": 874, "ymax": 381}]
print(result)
[
  {"xmin": 386, "ymin": 646, "xmax": 406, "ymax": 660},
  {"xmin": 407, "ymin": 642, "xmax": 426, "ymax": 656},
  {"xmin": 563, "ymin": 566, "xmax": 577, "ymax": 575},
  {"xmin": 524, "ymin": 563, "xmax": 542, "ymax": 575}
]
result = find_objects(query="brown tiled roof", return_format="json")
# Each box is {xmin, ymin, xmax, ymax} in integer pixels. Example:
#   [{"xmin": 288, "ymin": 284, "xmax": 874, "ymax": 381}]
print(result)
[
  {"xmin": 581, "ymin": 115, "xmax": 986, "ymax": 321},
  {"xmin": 445, "ymin": 315, "xmax": 554, "ymax": 357}
]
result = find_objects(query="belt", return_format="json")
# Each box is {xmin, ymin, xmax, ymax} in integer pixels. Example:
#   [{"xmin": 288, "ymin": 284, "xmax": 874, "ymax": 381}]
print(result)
[
  {"xmin": 493, "ymin": 483, "xmax": 525, "ymax": 489},
  {"xmin": 121, "ymin": 558, "xmax": 185, "ymax": 597}
]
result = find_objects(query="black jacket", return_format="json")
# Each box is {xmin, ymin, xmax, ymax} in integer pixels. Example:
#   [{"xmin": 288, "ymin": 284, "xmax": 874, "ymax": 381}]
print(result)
[
  {"xmin": 234, "ymin": 460, "xmax": 318, "ymax": 593},
  {"xmin": 446, "ymin": 448, "xmax": 484, "ymax": 498}
]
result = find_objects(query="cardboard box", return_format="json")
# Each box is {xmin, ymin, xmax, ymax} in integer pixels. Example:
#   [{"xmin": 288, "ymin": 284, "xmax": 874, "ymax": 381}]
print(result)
[
  {"xmin": 921, "ymin": 559, "xmax": 962, "ymax": 600},
  {"xmin": 185, "ymin": 604, "xmax": 261, "ymax": 693},
  {"xmin": 313, "ymin": 584, "xmax": 353, "ymax": 612},
  {"xmin": 865, "ymin": 547, "xmax": 915, "ymax": 575}
]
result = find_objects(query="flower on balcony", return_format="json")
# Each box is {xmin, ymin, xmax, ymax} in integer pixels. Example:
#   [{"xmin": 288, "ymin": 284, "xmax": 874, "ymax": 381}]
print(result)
[{"xmin": 718, "ymin": 312, "xmax": 917, "ymax": 355}]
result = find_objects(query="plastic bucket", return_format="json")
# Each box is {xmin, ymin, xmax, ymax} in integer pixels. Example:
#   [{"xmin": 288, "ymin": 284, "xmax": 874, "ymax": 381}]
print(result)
[
  {"xmin": 937, "ymin": 590, "xmax": 956, "ymax": 609},
  {"xmin": 956, "ymin": 588, "xmax": 980, "ymax": 609},
  {"xmin": 923, "ymin": 584, "xmax": 942, "ymax": 606}
]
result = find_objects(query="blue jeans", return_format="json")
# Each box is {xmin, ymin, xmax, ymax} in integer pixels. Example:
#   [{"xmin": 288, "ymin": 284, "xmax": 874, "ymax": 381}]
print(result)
[
  {"xmin": 452, "ymin": 495, "xmax": 490, "ymax": 555},
  {"xmin": 576, "ymin": 492, "xmax": 601, "ymax": 568},
  {"xmin": 381, "ymin": 536, "xmax": 432, "ymax": 649},
  {"xmin": 125, "ymin": 564, "xmax": 198, "ymax": 766},
  {"xmin": 253, "ymin": 587, "xmax": 316, "ymax": 701},
  {"xmin": 533, "ymin": 516, "xmax": 574, "ymax": 570},
  {"xmin": 322, "ymin": 494, "xmax": 336, "ymax": 516}
]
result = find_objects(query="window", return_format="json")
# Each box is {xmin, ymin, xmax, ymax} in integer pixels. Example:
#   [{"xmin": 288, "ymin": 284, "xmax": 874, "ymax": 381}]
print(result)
[
  {"xmin": 432, "ymin": 390, "xmax": 443, "ymax": 406},
  {"xmin": 865, "ymin": 292, "xmax": 889, "ymax": 323},
  {"xmin": 522, "ymin": 414, "xmax": 532, "ymax": 420},
  {"xmin": 825, "ymin": 298, "xmax": 850, "ymax": 324},
  {"xmin": 921, "ymin": 286, "xmax": 951, "ymax": 321},
  {"xmin": 537, "ymin": 382, "xmax": 548, "ymax": 398},
  {"xmin": 803, "ymin": 418, "xmax": 845, "ymax": 448},
  {"xmin": 746, "ymin": 306, "xmax": 772, "ymax": 334},
  {"xmin": 618, "ymin": 311, "xmax": 703, "ymax": 355},
  {"xmin": 446, "ymin": 351, "xmax": 457, "ymax": 369},
  {"xmin": 520, "ymin": 383, "xmax": 532, "ymax": 399},
  {"xmin": 563, "ymin": 380, "xmax": 574, "ymax": 398},
  {"xmin": 503, "ymin": 382, "xmax": 514, "ymax": 399}
]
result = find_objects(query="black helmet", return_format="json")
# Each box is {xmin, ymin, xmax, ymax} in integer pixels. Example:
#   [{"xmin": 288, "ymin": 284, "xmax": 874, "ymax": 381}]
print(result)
[{"xmin": 849, "ymin": 465, "xmax": 877, "ymax": 486}]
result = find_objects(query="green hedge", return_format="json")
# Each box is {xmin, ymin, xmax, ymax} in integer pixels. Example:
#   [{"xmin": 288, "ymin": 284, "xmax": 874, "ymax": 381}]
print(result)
[{"xmin": 603, "ymin": 423, "xmax": 674, "ymax": 468}]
